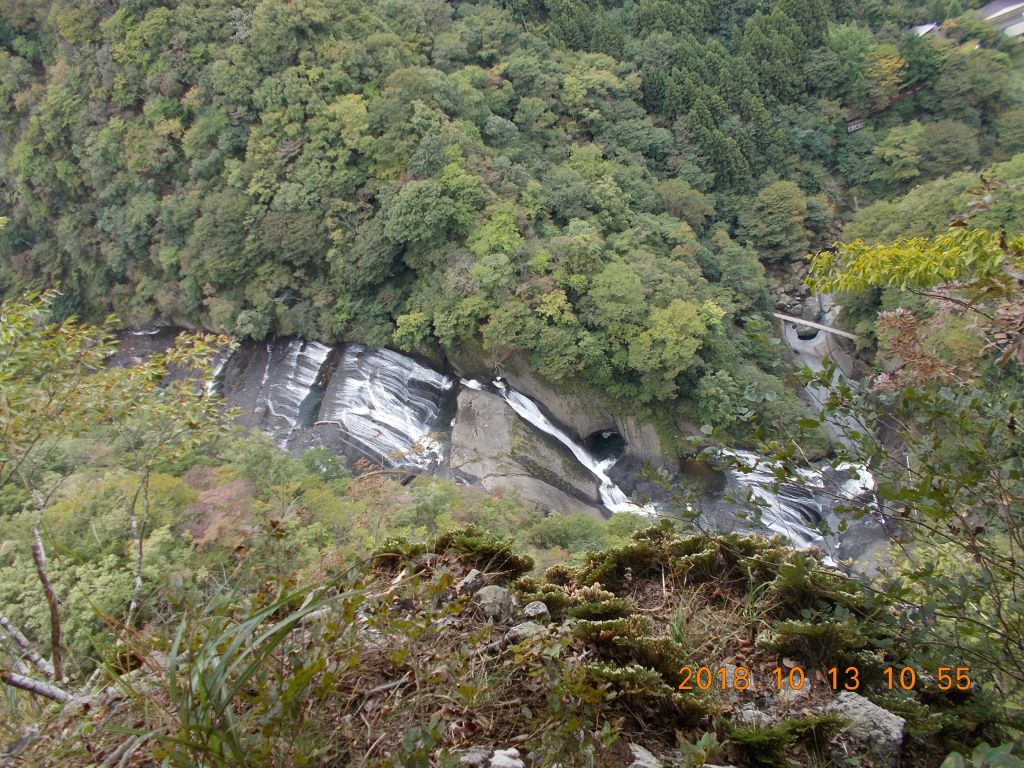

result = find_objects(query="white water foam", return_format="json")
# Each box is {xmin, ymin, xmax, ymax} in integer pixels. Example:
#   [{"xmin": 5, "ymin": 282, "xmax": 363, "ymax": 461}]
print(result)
[
  {"xmin": 468, "ymin": 377, "xmax": 651, "ymax": 515},
  {"xmin": 318, "ymin": 346, "xmax": 455, "ymax": 469}
]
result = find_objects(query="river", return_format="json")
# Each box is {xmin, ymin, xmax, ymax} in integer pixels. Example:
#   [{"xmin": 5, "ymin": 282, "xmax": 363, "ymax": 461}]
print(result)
[{"xmin": 113, "ymin": 328, "xmax": 884, "ymax": 565}]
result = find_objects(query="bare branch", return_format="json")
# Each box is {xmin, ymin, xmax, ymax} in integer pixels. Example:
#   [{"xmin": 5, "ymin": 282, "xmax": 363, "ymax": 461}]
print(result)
[
  {"xmin": 0, "ymin": 669, "xmax": 71, "ymax": 703},
  {"xmin": 0, "ymin": 613, "xmax": 54, "ymax": 678}
]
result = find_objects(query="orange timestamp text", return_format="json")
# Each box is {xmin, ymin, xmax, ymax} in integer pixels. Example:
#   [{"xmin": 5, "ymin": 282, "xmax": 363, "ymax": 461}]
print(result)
[{"xmin": 677, "ymin": 665, "xmax": 972, "ymax": 692}]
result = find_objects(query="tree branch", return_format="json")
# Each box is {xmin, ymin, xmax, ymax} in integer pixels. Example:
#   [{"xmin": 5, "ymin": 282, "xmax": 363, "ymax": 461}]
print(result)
[
  {"xmin": 0, "ymin": 669, "xmax": 71, "ymax": 703},
  {"xmin": 0, "ymin": 613, "xmax": 54, "ymax": 679}
]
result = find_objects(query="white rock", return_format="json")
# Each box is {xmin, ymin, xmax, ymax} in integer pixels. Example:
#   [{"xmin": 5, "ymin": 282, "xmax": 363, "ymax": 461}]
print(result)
[
  {"xmin": 490, "ymin": 747, "xmax": 525, "ymax": 768},
  {"xmin": 733, "ymin": 703, "xmax": 771, "ymax": 728},
  {"xmin": 457, "ymin": 746, "xmax": 493, "ymax": 766},
  {"xmin": 474, "ymin": 585, "xmax": 514, "ymax": 621},
  {"xmin": 826, "ymin": 691, "xmax": 906, "ymax": 767},
  {"xmin": 627, "ymin": 743, "xmax": 662, "ymax": 767},
  {"xmin": 522, "ymin": 600, "xmax": 551, "ymax": 623},
  {"xmin": 505, "ymin": 621, "xmax": 545, "ymax": 643}
]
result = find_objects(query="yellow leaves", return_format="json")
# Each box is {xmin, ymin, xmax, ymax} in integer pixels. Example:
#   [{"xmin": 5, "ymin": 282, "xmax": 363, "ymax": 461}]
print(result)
[
  {"xmin": 325, "ymin": 94, "xmax": 372, "ymax": 153},
  {"xmin": 866, "ymin": 49, "xmax": 908, "ymax": 90},
  {"xmin": 807, "ymin": 228, "xmax": 1023, "ymax": 295},
  {"xmin": 534, "ymin": 290, "xmax": 575, "ymax": 325}
]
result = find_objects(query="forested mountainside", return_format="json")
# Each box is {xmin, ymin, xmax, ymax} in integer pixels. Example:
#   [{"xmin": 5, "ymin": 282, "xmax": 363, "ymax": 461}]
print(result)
[
  {"xmin": 1, "ymin": 0, "xmax": 1021, "ymax": 425},
  {"xmin": 4, "ymin": 1, "xmax": 1024, "ymax": 765}
]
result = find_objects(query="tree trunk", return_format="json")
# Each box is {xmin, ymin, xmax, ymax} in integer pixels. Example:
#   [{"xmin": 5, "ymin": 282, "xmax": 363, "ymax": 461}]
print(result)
[
  {"xmin": 123, "ymin": 473, "xmax": 149, "ymax": 632},
  {"xmin": 0, "ymin": 613, "xmax": 54, "ymax": 678}
]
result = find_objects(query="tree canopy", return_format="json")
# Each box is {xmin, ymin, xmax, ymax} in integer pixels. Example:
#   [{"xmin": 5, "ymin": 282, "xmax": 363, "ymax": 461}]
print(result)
[{"xmin": 1, "ymin": 0, "xmax": 1020, "ymax": 419}]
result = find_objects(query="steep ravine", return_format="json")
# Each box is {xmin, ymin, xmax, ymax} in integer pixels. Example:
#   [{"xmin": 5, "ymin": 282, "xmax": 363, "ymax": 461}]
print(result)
[{"xmin": 113, "ymin": 330, "xmax": 886, "ymax": 563}]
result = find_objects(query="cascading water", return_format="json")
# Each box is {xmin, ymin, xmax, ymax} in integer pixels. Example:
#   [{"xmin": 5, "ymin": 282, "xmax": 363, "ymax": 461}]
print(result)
[
  {"xmin": 717, "ymin": 449, "xmax": 835, "ymax": 563},
  {"xmin": 210, "ymin": 338, "xmax": 455, "ymax": 467},
  {"xmin": 220, "ymin": 339, "xmax": 332, "ymax": 447},
  {"xmin": 315, "ymin": 345, "xmax": 456, "ymax": 470},
  {"xmin": 464, "ymin": 377, "xmax": 649, "ymax": 514},
  {"xmin": 111, "ymin": 328, "xmax": 885, "ymax": 562}
]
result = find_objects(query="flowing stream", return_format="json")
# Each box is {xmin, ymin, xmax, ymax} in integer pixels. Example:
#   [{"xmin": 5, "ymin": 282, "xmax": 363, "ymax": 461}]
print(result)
[
  {"xmin": 464, "ymin": 377, "xmax": 647, "ymax": 514},
  {"xmin": 112, "ymin": 328, "xmax": 884, "ymax": 560}
]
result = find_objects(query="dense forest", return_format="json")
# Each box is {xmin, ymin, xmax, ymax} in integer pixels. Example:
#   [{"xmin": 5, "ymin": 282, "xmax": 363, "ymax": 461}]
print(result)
[
  {"xmin": 3, "ymin": 0, "xmax": 1024, "ymax": 765},
  {"xmin": 1, "ymin": 0, "xmax": 1021, "ymax": 426}
]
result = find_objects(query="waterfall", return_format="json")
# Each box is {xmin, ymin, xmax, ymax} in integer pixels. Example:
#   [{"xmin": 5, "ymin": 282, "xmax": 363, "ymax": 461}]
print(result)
[
  {"xmin": 719, "ymin": 449, "xmax": 836, "ymax": 561},
  {"xmin": 464, "ymin": 377, "xmax": 650, "ymax": 515},
  {"xmin": 316, "ymin": 345, "xmax": 456, "ymax": 470},
  {"xmin": 214, "ymin": 340, "xmax": 455, "ymax": 468},
  {"xmin": 237, "ymin": 340, "xmax": 333, "ymax": 446}
]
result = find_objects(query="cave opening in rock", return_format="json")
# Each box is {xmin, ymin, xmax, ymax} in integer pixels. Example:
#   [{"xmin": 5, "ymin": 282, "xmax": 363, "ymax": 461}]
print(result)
[
  {"xmin": 795, "ymin": 326, "xmax": 819, "ymax": 341},
  {"xmin": 584, "ymin": 429, "xmax": 627, "ymax": 463}
]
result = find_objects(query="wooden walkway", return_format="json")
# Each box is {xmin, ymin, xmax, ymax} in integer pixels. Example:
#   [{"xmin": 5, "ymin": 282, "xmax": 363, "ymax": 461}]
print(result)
[{"xmin": 772, "ymin": 312, "xmax": 858, "ymax": 342}]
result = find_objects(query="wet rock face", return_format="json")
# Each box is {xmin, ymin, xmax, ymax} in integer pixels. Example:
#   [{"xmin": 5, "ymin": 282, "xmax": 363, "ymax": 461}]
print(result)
[
  {"xmin": 219, "ymin": 339, "xmax": 333, "ymax": 444},
  {"xmin": 449, "ymin": 387, "xmax": 603, "ymax": 516},
  {"xmin": 496, "ymin": 356, "xmax": 673, "ymax": 469},
  {"xmin": 310, "ymin": 345, "xmax": 455, "ymax": 468},
  {"xmin": 215, "ymin": 339, "xmax": 456, "ymax": 469}
]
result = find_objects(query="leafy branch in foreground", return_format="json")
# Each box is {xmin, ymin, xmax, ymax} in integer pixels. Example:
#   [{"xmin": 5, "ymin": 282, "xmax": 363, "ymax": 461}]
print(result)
[
  {"xmin": 789, "ymin": 211, "xmax": 1024, "ymax": 709},
  {"xmin": 0, "ymin": 292, "xmax": 233, "ymax": 701}
]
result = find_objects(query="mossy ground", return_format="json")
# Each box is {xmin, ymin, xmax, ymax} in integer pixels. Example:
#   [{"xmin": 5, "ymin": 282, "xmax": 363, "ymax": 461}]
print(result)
[{"xmin": 10, "ymin": 524, "xmax": 1008, "ymax": 767}]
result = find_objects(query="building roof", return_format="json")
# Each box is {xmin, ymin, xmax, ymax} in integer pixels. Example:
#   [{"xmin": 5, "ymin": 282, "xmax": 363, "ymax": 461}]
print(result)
[{"xmin": 910, "ymin": 22, "xmax": 939, "ymax": 35}]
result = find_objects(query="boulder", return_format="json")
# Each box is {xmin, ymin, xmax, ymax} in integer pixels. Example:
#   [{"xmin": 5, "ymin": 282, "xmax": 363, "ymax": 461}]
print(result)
[
  {"xmin": 522, "ymin": 600, "xmax": 551, "ymax": 624},
  {"xmin": 490, "ymin": 748, "xmax": 526, "ymax": 768},
  {"xmin": 457, "ymin": 569, "xmax": 487, "ymax": 596},
  {"xmin": 474, "ymin": 585, "xmax": 514, "ymax": 622},
  {"xmin": 500, "ymin": 359, "xmax": 673, "ymax": 469},
  {"xmin": 826, "ymin": 691, "xmax": 905, "ymax": 767},
  {"xmin": 449, "ymin": 388, "xmax": 602, "ymax": 516},
  {"xmin": 453, "ymin": 746, "xmax": 526, "ymax": 768},
  {"xmin": 627, "ymin": 744, "xmax": 662, "ymax": 767},
  {"xmin": 733, "ymin": 703, "xmax": 772, "ymax": 728},
  {"xmin": 505, "ymin": 621, "xmax": 545, "ymax": 643},
  {"xmin": 456, "ymin": 746, "xmax": 493, "ymax": 767}
]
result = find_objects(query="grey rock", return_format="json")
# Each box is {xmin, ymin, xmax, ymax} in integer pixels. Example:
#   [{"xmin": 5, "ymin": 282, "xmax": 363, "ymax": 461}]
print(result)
[
  {"xmin": 800, "ymin": 300, "xmax": 820, "ymax": 322},
  {"xmin": 501, "ymin": 357, "xmax": 673, "ymax": 468},
  {"xmin": 449, "ymin": 389, "xmax": 602, "ymax": 514},
  {"xmin": 701, "ymin": 765, "xmax": 739, "ymax": 768},
  {"xmin": 522, "ymin": 600, "xmax": 551, "ymax": 624},
  {"xmin": 457, "ymin": 569, "xmax": 487, "ymax": 596},
  {"xmin": 627, "ymin": 743, "xmax": 662, "ymax": 767},
  {"xmin": 456, "ymin": 746, "xmax": 493, "ymax": 766},
  {"xmin": 733, "ymin": 703, "xmax": 771, "ymax": 728},
  {"xmin": 775, "ymin": 669, "xmax": 812, "ymax": 704},
  {"xmin": 826, "ymin": 691, "xmax": 905, "ymax": 767},
  {"xmin": 505, "ymin": 621, "xmax": 545, "ymax": 643},
  {"xmin": 717, "ymin": 664, "xmax": 745, "ymax": 702},
  {"xmin": 474, "ymin": 585, "xmax": 514, "ymax": 621},
  {"xmin": 490, "ymin": 747, "xmax": 525, "ymax": 768}
]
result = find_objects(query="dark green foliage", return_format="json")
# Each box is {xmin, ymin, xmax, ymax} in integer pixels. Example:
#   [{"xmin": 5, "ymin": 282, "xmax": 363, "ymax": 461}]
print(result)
[
  {"xmin": 756, "ymin": 618, "xmax": 868, "ymax": 667},
  {"xmin": 566, "ymin": 597, "xmax": 636, "ymax": 621},
  {"xmin": 726, "ymin": 715, "xmax": 846, "ymax": 767},
  {"xmin": 576, "ymin": 540, "xmax": 663, "ymax": 589},
  {"xmin": 767, "ymin": 553, "xmax": 864, "ymax": 614},
  {"xmin": 2, "ymin": 0, "xmax": 1018, "ymax": 434},
  {"xmin": 371, "ymin": 537, "xmax": 430, "ymax": 569},
  {"xmin": 431, "ymin": 525, "xmax": 534, "ymax": 579},
  {"xmin": 585, "ymin": 662, "xmax": 717, "ymax": 726}
]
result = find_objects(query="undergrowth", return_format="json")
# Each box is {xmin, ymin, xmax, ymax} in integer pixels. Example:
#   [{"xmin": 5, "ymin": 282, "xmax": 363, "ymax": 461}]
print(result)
[{"xmin": 9, "ymin": 523, "xmax": 1015, "ymax": 767}]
